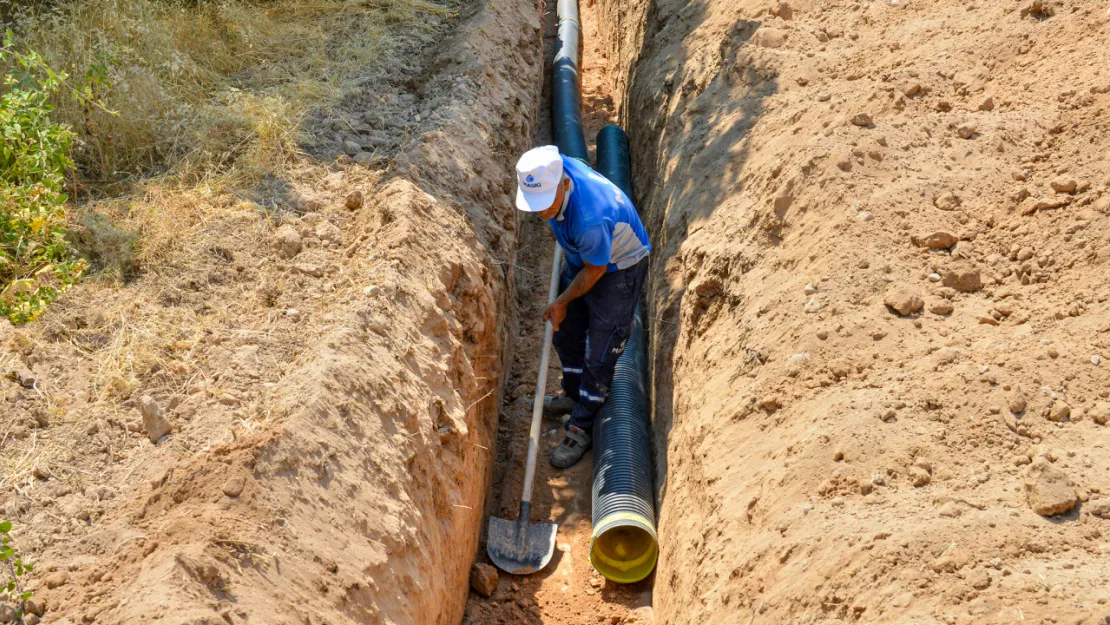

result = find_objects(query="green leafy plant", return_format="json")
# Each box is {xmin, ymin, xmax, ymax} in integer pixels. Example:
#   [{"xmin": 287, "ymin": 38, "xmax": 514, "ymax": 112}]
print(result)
[
  {"xmin": 1, "ymin": 29, "xmax": 87, "ymax": 324},
  {"xmin": 0, "ymin": 520, "xmax": 34, "ymax": 623}
]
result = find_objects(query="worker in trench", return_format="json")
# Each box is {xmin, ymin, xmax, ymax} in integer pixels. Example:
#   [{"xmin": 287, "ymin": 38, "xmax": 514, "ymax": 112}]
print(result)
[{"xmin": 514, "ymin": 145, "xmax": 651, "ymax": 469}]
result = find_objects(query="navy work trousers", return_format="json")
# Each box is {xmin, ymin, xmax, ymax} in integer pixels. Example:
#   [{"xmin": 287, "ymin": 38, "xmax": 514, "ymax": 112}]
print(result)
[{"xmin": 552, "ymin": 257, "xmax": 648, "ymax": 432}]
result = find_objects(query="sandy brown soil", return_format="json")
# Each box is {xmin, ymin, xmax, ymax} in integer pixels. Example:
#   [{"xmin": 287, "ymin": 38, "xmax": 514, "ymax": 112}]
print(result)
[
  {"xmin": 593, "ymin": 0, "xmax": 1110, "ymax": 623},
  {"xmin": 1, "ymin": 1, "xmax": 541, "ymax": 623},
  {"xmin": 460, "ymin": 1, "xmax": 652, "ymax": 624},
  {"xmin": 6, "ymin": 0, "xmax": 1110, "ymax": 623}
]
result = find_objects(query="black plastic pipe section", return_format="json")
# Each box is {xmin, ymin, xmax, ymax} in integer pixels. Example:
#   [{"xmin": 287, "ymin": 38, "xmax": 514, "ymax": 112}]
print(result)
[
  {"xmin": 590, "ymin": 126, "xmax": 658, "ymax": 583},
  {"xmin": 595, "ymin": 125, "xmax": 633, "ymax": 197},
  {"xmin": 552, "ymin": 0, "xmax": 589, "ymax": 163}
]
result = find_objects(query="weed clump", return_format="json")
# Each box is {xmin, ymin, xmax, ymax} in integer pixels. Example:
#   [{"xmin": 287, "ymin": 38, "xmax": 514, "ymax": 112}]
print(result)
[{"xmin": 0, "ymin": 34, "xmax": 86, "ymax": 323}]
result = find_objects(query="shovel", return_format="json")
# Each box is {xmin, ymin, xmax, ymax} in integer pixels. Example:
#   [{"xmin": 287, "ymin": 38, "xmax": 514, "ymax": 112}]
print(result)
[{"xmin": 487, "ymin": 244, "xmax": 564, "ymax": 575}]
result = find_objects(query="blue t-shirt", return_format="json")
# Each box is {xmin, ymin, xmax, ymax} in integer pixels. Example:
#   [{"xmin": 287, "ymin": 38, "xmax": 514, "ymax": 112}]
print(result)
[{"xmin": 548, "ymin": 156, "xmax": 651, "ymax": 273}]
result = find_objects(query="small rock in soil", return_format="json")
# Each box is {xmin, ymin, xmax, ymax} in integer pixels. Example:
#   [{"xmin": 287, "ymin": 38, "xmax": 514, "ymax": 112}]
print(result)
[
  {"xmin": 910, "ymin": 467, "xmax": 931, "ymax": 487},
  {"xmin": 470, "ymin": 563, "xmax": 498, "ymax": 598},
  {"xmin": 967, "ymin": 569, "xmax": 991, "ymax": 590},
  {"xmin": 139, "ymin": 395, "xmax": 172, "ymax": 443},
  {"xmin": 295, "ymin": 263, "xmax": 326, "ymax": 278},
  {"xmin": 1025, "ymin": 461, "xmax": 1077, "ymax": 516},
  {"xmin": 315, "ymin": 221, "xmax": 342, "ymax": 246},
  {"xmin": 933, "ymin": 192, "xmax": 961, "ymax": 211},
  {"xmin": 222, "ymin": 476, "xmax": 246, "ymax": 498},
  {"xmin": 345, "ymin": 190, "xmax": 364, "ymax": 210},
  {"xmin": 44, "ymin": 571, "xmax": 70, "ymax": 589},
  {"xmin": 13, "ymin": 369, "xmax": 38, "ymax": 389},
  {"xmin": 1090, "ymin": 402, "xmax": 1109, "ymax": 425},
  {"xmin": 272, "ymin": 225, "xmax": 303, "ymax": 259},
  {"xmin": 884, "ymin": 285, "xmax": 924, "ymax": 316},
  {"xmin": 24, "ymin": 600, "xmax": 44, "ymax": 616},
  {"xmin": 1088, "ymin": 500, "xmax": 1110, "ymax": 519},
  {"xmin": 1009, "ymin": 393, "xmax": 1027, "ymax": 415},
  {"xmin": 941, "ymin": 264, "xmax": 982, "ymax": 292},
  {"xmin": 937, "ymin": 501, "xmax": 962, "ymax": 517},
  {"xmin": 1050, "ymin": 177, "xmax": 1077, "ymax": 194},
  {"xmin": 957, "ymin": 125, "xmax": 977, "ymax": 139},
  {"xmin": 912, "ymin": 231, "xmax": 957, "ymax": 249},
  {"xmin": 850, "ymin": 113, "xmax": 873, "ymax": 126},
  {"xmin": 1046, "ymin": 401, "xmax": 1070, "ymax": 422}
]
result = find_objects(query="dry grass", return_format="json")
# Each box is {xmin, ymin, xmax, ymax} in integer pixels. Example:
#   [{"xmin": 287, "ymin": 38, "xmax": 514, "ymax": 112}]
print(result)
[
  {"xmin": 3, "ymin": 0, "xmax": 449, "ymax": 274},
  {"xmin": 6, "ymin": 0, "xmax": 450, "ymax": 185}
]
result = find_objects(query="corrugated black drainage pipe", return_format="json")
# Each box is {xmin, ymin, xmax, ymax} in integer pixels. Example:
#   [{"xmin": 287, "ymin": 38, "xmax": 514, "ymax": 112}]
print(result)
[
  {"xmin": 590, "ymin": 125, "xmax": 658, "ymax": 584},
  {"xmin": 552, "ymin": 0, "xmax": 589, "ymax": 163}
]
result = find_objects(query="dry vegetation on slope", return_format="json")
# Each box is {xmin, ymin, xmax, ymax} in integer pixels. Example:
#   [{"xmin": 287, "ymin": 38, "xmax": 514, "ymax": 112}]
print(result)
[{"xmin": 2, "ymin": 0, "xmax": 542, "ymax": 623}]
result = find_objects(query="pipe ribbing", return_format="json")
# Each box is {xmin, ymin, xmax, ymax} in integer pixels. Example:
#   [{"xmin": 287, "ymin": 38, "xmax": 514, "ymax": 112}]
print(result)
[
  {"xmin": 552, "ymin": 0, "xmax": 589, "ymax": 163},
  {"xmin": 590, "ymin": 126, "xmax": 658, "ymax": 584},
  {"xmin": 549, "ymin": 0, "xmax": 658, "ymax": 584}
]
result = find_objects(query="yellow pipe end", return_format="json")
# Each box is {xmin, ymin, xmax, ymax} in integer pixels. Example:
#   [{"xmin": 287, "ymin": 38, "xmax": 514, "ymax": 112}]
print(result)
[{"xmin": 589, "ymin": 513, "xmax": 658, "ymax": 584}]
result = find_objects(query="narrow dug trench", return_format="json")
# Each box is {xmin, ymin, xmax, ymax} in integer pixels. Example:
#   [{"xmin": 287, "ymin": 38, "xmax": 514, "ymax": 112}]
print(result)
[
  {"xmin": 476, "ymin": 0, "xmax": 1110, "ymax": 623},
  {"xmin": 462, "ymin": 0, "xmax": 654, "ymax": 623}
]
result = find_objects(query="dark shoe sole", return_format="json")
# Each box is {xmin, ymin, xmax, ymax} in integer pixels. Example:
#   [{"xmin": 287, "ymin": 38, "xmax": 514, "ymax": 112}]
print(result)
[{"xmin": 549, "ymin": 444, "xmax": 592, "ymax": 469}]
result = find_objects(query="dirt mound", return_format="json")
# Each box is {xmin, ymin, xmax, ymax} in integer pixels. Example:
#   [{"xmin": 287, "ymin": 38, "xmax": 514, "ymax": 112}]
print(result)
[
  {"xmin": 1, "ymin": 1, "xmax": 540, "ymax": 623},
  {"xmin": 596, "ymin": 0, "xmax": 1110, "ymax": 622}
]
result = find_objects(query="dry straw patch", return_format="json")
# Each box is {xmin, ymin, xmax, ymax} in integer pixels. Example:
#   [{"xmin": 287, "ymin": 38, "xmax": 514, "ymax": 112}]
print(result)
[{"xmin": 8, "ymin": 0, "xmax": 450, "ymax": 185}]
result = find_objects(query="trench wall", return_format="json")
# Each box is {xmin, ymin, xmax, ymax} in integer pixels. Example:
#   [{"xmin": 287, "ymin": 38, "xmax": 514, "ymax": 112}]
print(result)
[{"xmin": 593, "ymin": 0, "xmax": 1110, "ymax": 623}]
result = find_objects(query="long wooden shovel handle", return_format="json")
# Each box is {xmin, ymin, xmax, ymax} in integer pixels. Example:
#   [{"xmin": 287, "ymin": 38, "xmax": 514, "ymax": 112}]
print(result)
[{"xmin": 521, "ymin": 243, "xmax": 564, "ymax": 506}]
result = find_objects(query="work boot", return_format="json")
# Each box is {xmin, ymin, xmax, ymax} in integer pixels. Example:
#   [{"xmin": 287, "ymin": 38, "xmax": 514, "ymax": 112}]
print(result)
[
  {"xmin": 543, "ymin": 393, "xmax": 576, "ymax": 419},
  {"xmin": 549, "ymin": 425, "xmax": 591, "ymax": 469}
]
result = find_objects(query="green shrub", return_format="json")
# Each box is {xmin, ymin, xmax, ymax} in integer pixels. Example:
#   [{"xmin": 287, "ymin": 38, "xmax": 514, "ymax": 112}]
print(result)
[
  {"xmin": 0, "ymin": 520, "xmax": 34, "ymax": 622},
  {"xmin": 0, "ymin": 31, "xmax": 86, "ymax": 324}
]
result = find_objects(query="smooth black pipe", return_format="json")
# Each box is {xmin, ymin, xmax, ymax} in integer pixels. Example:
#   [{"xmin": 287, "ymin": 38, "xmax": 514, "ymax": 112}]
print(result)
[
  {"xmin": 553, "ymin": 0, "xmax": 589, "ymax": 162},
  {"xmin": 590, "ymin": 126, "xmax": 658, "ymax": 583}
]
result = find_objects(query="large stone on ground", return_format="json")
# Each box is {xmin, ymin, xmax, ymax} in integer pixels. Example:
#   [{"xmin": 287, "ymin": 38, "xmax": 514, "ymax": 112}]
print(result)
[
  {"xmin": 469, "ymin": 563, "xmax": 498, "ymax": 598},
  {"xmin": 272, "ymin": 224, "xmax": 303, "ymax": 259},
  {"xmin": 1025, "ymin": 461, "xmax": 1077, "ymax": 516},
  {"xmin": 139, "ymin": 395, "xmax": 172, "ymax": 443},
  {"xmin": 942, "ymin": 263, "xmax": 982, "ymax": 292},
  {"xmin": 884, "ymin": 285, "xmax": 924, "ymax": 316}
]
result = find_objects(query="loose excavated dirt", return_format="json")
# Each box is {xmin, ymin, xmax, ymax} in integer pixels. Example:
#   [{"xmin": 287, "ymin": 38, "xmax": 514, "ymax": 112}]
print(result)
[
  {"xmin": 1, "ymin": 1, "xmax": 541, "ymax": 623},
  {"xmin": 592, "ymin": 0, "xmax": 1110, "ymax": 622}
]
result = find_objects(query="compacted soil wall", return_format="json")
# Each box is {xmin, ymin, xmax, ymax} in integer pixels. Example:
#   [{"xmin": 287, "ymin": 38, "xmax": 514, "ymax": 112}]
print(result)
[{"xmin": 594, "ymin": 0, "xmax": 1110, "ymax": 623}]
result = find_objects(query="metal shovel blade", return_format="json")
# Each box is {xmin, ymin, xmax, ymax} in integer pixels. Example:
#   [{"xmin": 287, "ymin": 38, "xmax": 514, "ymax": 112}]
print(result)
[{"xmin": 487, "ymin": 502, "xmax": 556, "ymax": 575}]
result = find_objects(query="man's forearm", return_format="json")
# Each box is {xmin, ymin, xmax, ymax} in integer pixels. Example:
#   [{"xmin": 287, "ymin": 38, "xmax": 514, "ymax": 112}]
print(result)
[{"xmin": 557, "ymin": 264, "xmax": 607, "ymax": 304}]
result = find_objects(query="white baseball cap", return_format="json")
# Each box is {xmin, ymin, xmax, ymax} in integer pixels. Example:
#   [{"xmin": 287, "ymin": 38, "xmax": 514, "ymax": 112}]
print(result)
[{"xmin": 515, "ymin": 146, "xmax": 564, "ymax": 212}]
